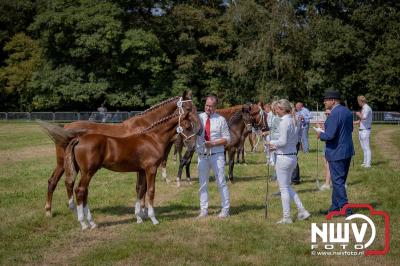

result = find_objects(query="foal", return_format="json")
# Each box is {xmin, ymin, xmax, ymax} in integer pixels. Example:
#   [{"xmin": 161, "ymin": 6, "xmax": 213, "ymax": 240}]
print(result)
[
  {"xmin": 42, "ymin": 91, "xmax": 196, "ymax": 216},
  {"xmin": 63, "ymin": 111, "xmax": 197, "ymax": 229}
]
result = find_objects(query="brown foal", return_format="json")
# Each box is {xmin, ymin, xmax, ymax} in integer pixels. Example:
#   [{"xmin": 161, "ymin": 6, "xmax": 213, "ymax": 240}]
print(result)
[
  {"xmin": 42, "ymin": 91, "xmax": 197, "ymax": 217},
  {"xmin": 60, "ymin": 110, "xmax": 197, "ymax": 229}
]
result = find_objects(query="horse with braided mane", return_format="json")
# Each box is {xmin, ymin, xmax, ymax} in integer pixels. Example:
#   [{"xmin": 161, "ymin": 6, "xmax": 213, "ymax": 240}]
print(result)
[{"xmin": 40, "ymin": 91, "xmax": 199, "ymax": 217}]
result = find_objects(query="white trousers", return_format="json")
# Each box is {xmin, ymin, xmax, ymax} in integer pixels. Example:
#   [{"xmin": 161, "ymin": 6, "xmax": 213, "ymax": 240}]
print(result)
[
  {"xmin": 359, "ymin": 130, "xmax": 371, "ymax": 166},
  {"xmin": 275, "ymin": 155, "xmax": 306, "ymax": 219},
  {"xmin": 198, "ymin": 153, "xmax": 230, "ymax": 211}
]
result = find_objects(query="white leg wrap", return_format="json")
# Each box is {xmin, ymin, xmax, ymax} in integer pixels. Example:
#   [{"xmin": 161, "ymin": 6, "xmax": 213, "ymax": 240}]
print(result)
[
  {"xmin": 68, "ymin": 197, "xmax": 75, "ymax": 210},
  {"xmin": 83, "ymin": 204, "xmax": 96, "ymax": 229},
  {"xmin": 148, "ymin": 206, "xmax": 159, "ymax": 225},
  {"xmin": 77, "ymin": 204, "xmax": 88, "ymax": 230},
  {"xmin": 176, "ymin": 177, "xmax": 181, "ymax": 187},
  {"xmin": 135, "ymin": 200, "xmax": 143, "ymax": 223}
]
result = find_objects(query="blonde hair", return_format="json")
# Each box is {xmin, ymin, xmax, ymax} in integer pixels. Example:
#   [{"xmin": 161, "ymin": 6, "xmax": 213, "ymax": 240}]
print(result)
[
  {"xmin": 357, "ymin": 95, "xmax": 367, "ymax": 103},
  {"xmin": 277, "ymin": 99, "xmax": 297, "ymax": 125}
]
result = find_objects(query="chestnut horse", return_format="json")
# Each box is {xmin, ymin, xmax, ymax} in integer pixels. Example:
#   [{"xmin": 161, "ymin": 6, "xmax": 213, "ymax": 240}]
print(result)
[
  {"xmin": 42, "ymin": 91, "xmax": 198, "ymax": 217},
  {"xmin": 237, "ymin": 103, "xmax": 269, "ymax": 163},
  {"xmin": 174, "ymin": 104, "xmax": 254, "ymax": 186},
  {"xmin": 43, "ymin": 109, "xmax": 197, "ymax": 229}
]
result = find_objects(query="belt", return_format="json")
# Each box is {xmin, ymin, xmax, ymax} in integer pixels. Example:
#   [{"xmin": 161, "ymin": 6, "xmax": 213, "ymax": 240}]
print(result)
[
  {"xmin": 359, "ymin": 128, "xmax": 371, "ymax": 131},
  {"xmin": 276, "ymin": 153, "xmax": 297, "ymax": 156},
  {"xmin": 198, "ymin": 152, "xmax": 224, "ymax": 156}
]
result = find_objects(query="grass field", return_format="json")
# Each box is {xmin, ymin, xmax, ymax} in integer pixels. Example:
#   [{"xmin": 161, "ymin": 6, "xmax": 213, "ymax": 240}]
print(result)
[{"xmin": 0, "ymin": 122, "xmax": 399, "ymax": 265}]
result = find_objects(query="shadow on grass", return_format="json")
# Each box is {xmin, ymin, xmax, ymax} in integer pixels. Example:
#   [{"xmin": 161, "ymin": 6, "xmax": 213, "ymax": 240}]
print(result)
[
  {"xmin": 93, "ymin": 205, "xmax": 133, "ymax": 216},
  {"xmin": 98, "ymin": 218, "xmax": 133, "ymax": 227}
]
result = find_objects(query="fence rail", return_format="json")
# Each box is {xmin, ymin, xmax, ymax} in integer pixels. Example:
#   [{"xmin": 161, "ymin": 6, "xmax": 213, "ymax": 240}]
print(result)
[
  {"xmin": 0, "ymin": 111, "xmax": 140, "ymax": 123},
  {"xmin": 0, "ymin": 111, "xmax": 399, "ymax": 124}
]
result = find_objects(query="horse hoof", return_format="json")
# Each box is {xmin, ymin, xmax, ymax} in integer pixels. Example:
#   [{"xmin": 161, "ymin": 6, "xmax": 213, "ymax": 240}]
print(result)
[
  {"xmin": 81, "ymin": 223, "xmax": 89, "ymax": 231},
  {"xmin": 151, "ymin": 218, "xmax": 159, "ymax": 225},
  {"xmin": 188, "ymin": 181, "xmax": 193, "ymax": 185},
  {"xmin": 90, "ymin": 223, "xmax": 97, "ymax": 230},
  {"xmin": 136, "ymin": 217, "xmax": 143, "ymax": 224},
  {"xmin": 45, "ymin": 210, "xmax": 52, "ymax": 217}
]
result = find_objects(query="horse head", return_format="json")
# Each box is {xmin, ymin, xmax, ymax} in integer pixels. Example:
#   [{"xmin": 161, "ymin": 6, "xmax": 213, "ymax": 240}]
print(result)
[
  {"xmin": 241, "ymin": 104, "xmax": 253, "ymax": 132},
  {"xmin": 248, "ymin": 103, "xmax": 266, "ymax": 130},
  {"xmin": 179, "ymin": 90, "xmax": 202, "ymax": 136}
]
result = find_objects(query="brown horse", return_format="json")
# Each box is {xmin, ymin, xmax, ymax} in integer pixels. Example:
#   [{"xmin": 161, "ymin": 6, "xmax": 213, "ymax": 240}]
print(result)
[
  {"xmin": 44, "ymin": 109, "xmax": 197, "ymax": 229},
  {"xmin": 42, "ymin": 91, "xmax": 198, "ymax": 217},
  {"xmin": 174, "ymin": 104, "xmax": 254, "ymax": 186},
  {"xmin": 237, "ymin": 103, "xmax": 269, "ymax": 163}
]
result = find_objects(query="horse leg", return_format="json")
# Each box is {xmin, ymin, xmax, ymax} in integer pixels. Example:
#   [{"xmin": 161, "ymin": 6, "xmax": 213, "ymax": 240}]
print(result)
[
  {"xmin": 75, "ymin": 171, "xmax": 95, "ymax": 230},
  {"xmin": 161, "ymin": 142, "xmax": 173, "ymax": 183},
  {"xmin": 176, "ymin": 145, "xmax": 186, "ymax": 187},
  {"xmin": 145, "ymin": 167, "xmax": 159, "ymax": 225},
  {"xmin": 250, "ymin": 133, "xmax": 256, "ymax": 152},
  {"xmin": 229, "ymin": 148, "xmax": 236, "ymax": 183},
  {"xmin": 83, "ymin": 187, "xmax": 96, "ymax": 229},
  {"xmin": 185, "ymin": 149, "xmax": 194, "ymax": 185},
  {"xmin": 135, "ymin": 171, "xmax": 147, "ymax": 223},
  {"xmin": 45, "ymin": 146, "xmax": 65, "ymax": 217},
  {"xmin": 173, "ymin": 143, "xmax": 177, "ymax": 162},
  {"xmin": 64, "ymin": 166, "xmax": 77, "ymax": 212}
]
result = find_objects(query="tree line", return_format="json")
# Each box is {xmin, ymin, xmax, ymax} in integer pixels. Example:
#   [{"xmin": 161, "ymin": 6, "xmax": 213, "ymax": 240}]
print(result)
[{"xmin": 1, "ymin": 0, "xmax": 399, "ymax": 112}]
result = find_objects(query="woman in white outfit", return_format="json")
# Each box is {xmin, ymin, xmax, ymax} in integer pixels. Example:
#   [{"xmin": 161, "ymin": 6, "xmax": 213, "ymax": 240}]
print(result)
[{"xmin": 268, "ymin": 99, "xmax": 310, "ymax": 224}]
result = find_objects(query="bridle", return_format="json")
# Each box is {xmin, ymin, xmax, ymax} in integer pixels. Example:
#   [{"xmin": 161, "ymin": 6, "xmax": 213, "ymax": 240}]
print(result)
[
  {"xmin": 251, "ymin": 105, "xmax": 266, "ymax": 130},
  {"xmin": 176, "ymin": 97, "xmax": 197, "ymax": 143}
]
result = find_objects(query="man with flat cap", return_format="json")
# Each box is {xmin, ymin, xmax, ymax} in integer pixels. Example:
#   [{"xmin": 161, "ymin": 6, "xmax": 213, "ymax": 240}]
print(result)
[{"xmin": 314, "ymin": 91, "xmax": 354, "ymax": 215}]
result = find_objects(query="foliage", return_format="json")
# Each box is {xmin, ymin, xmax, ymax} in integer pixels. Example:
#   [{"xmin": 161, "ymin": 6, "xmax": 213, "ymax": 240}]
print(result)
[{"xmin": 0, "ymin": 0, "xmax": 399, "ymax": 111}]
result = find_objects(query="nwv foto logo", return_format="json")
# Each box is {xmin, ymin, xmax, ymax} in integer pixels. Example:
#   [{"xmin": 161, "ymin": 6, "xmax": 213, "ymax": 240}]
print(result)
[{"xmin": 310, "ymin": 204, "xmax": 390, "ymax": 256}]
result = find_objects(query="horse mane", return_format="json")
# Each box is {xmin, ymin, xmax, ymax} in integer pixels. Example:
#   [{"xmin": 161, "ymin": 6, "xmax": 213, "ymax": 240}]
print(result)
[
  {"xmin": 217, "ymin": 105, "xmax": 243, "ymax": 115},
  {"xmin": 133, "ymin": 96, "xmax": 180, "ymax": 118},
  {"xmin": 228, "ymin": 110, "xmax": 242, "ymax": 126},
  {"xmin": 137, "ymin": 111, "xmax": 179, "ymax": 134}
]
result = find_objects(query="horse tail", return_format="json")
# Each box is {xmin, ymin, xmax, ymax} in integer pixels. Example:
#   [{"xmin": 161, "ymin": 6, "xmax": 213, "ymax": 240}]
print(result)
[
  {"xmin": 64, "ymin": 138, "xmax": 80, "ymax": 185},
  {"xmin": 36, "ymin": 119, "xmax": 86, "ymax": 147}
]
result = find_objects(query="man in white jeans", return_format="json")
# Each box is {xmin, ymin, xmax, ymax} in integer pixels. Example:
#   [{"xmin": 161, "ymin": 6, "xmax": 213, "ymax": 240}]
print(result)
[
  {"xmin": 354, "ymin": 95, "xmax": 372, "ymax": 168},
  {"xmin": 196, "ymin": 95, "xmax": 231, "ymax": 218}
]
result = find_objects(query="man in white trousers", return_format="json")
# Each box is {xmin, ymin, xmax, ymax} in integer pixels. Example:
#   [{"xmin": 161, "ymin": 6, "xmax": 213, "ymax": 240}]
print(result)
[
  {"xmin": 354, "ymin": 95, "xmax": 373, "ymax": 168},
  {"xmin": 196, "ymin": 95, "xmax": 231, "ymax": 218}
]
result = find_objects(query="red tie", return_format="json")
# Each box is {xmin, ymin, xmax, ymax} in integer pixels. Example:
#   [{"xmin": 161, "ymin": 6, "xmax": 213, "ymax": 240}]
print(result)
[{"xmin": 205, "ymin": 116, "xmax": 211, "ymax": 141}]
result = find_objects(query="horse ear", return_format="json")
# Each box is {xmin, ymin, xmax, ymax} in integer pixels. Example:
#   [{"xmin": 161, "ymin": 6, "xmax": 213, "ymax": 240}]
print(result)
[
  {"xmin": 182, "ymin": 90, "xmax": 193, "ymax": 100},
  {"xmin": 242, "ymin": 104, "xmax": 251, "ymax": 113}
]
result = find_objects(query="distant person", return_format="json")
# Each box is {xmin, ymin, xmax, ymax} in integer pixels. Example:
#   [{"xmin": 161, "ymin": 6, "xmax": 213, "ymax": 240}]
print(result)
[
  {"xmin": 268, "ymin": 99, "xmax": 310, "ymax": 224},
  {"xmin": 314, "ymin": 91, "xmax": 354, "ymax": 216},
  {"xmin": 97, "ymin": 103, "xmax": 107, "ymax": 123},
  {"xmin": 112, "ymin": 110, "xmax": 122, "ymax": 123},
  {"xmin": 295, "ymin": 102, "xmax": 311, "ymax": 153},
  {"xmin": 354, "ymin": 95, "xmax": 372, "ymax": 168}
]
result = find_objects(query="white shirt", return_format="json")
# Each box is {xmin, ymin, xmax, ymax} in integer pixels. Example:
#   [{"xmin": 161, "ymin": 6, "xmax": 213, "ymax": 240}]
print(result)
[
  {"xmin": 196, "ymin": 112, "xmax": 231, "ymax": 154},
  {"xmin": 360, "ymin": 104, "xmax": 372, "ymax": 130},
  {"xmin": 270, "ymin": 114, "xmax": 298, "ymax": 154}
]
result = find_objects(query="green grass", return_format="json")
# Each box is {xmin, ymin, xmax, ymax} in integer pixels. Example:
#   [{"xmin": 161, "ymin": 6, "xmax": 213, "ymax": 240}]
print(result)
[{"xmin": 0, "ymin": 123, "xmax": 399, "ymax": 265}]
